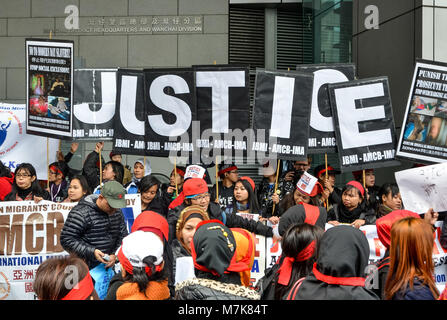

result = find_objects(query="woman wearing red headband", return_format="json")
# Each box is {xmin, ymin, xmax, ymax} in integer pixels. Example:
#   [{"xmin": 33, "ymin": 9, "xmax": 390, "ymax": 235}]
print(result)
[
  {"xmin": 256, "ymin": 223, "xmax": 323, "ymax": 300},
  {"xmin": 327, "ymin": 181, "xmax": 376, "ymax": 228},
  {"xmin": 33, "ymin": 255, "xmax": 98, "ymax": 300},
  {"xmin": 175, "ymin": 220, "xmax": 260, "ymax": 300}
]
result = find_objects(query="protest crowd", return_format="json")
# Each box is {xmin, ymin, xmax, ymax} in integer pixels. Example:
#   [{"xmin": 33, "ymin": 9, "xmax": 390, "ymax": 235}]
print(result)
[
  {"xmin": 2, "ymin": 40, "xmax": 447, "ymax": 303},
  {"xmin": 1, "ymin": 144, "xmax": 447, "ymax": 301}
]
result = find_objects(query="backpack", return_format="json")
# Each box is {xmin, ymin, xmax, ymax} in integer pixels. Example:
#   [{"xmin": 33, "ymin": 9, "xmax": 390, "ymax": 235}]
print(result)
[{"xmin": 285, "ymin": 277, "xmax": 306, "ymax": 300}]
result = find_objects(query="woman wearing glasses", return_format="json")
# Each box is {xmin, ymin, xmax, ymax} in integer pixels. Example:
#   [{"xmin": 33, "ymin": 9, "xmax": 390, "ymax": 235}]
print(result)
[{"xmin": 4, "ymin": 163, "xmax": 49, "ymax": 202}]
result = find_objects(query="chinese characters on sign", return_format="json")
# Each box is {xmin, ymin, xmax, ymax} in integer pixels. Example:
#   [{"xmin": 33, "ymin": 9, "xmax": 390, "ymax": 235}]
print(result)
[{"xmin": 50, "ymin": 16, "xmax": 203, "ymax": 34}]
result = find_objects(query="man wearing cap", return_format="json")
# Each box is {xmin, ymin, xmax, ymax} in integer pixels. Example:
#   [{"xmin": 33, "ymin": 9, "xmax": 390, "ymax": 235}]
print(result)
[
  {"xmin": 210, "ymin": 163, "xmax": 239, "ymax": 211},
  {"xmin": 61, "ymin": 180, "xmax": 128, "ymax": 270},
  {"xmin": 313, "ymin": 163, "xmax": 342, "ymax": 209}
]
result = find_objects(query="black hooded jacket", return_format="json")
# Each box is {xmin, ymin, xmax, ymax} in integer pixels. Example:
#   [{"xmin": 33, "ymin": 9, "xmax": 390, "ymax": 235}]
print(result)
[{"xmin": 290, "ymin": 225, "xmax": 379, "ymax": 300}]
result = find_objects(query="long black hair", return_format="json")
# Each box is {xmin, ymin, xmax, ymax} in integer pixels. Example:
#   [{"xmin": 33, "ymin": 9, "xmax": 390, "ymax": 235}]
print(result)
[
  {"xmin": 104, "ymin": 160, "xmax": 124, "ymax": 185},
  {"xmin": 69, "ymin": 175, "xmax": 92, "ymax": 197},
  {"xmin": 0, "ymin": 161, "xmax": 12, "ymax": 178},
  {"xmin": 138, "ymin": 175, "xmax": 161, "ymax": 194},
  {"xmin": 122, "ymin": 255, "xmax": 167, "ymax": 297},
  {"xmin": 378, "ymin": 183, "xmax": 400, "ymax": 204},
  {"xmin": 274, "ymin": 223, "xmax": 324, "ymax": 300},
  {"xmin": 4, "ymin": 163, "xmax": 47, "ymax": 201},
  {"xmin": 232, "ymin": 178, "xmax": 261, "ymax": 214}
]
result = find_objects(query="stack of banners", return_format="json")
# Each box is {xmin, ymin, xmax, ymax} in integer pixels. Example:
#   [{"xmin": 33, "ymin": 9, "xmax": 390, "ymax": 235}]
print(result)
[
  {"xmin": 395, "ymin": 161, "xmax": 447, "ymax": 214},
  {"xmin": 328, "ymin": 77, "xmax": 400, "ymax": 172},
  {"xmin": 0, "ymin": 104, "xmax": 58, "ymax": 179},
  {"xmin": 113, "ymin": 65, "xmax": 252, "ymax": 163},
  {"xmin": 72, "ymin": 69, "xmax": 118, "ymax": 140},
  {"xmin": 252, "ymin": 69, "xmax": 314, "ymax": 161},
  {"xmin": 25, "ymin": 39, "xmax": 74, "ymax": 140},
  {"xmin": 295, "ymin": 63, "xmax": 356, "ymax": 154},
  {"xmin": 397, "ymin": 60, "xmax": 447, "ymax": 163},
  {"xmin": 0, "ymin": 195, "xmax": 140, "ymax": 300}
]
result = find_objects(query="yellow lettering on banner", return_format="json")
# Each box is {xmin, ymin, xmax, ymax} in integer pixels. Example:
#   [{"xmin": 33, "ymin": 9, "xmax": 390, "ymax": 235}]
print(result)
[
  {"xmin": 0, "ymin": 214, "xmax": 24, "ymax": 255},
  {"xmin": 25, "ymin": 213, "xmax": 44, "ymax": 255}
]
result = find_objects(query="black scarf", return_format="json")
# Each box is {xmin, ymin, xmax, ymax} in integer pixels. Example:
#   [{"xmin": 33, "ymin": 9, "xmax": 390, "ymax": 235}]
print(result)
[
  {"xmin": 337, "ymin": 204, "xmax": 364, "ymax": 223},
  {"xmin": 291, "ymin": 225, "xmax": 379, "ymax": 300},
  {"xmin": 17, "ymin": 186, "xmax": 33, "ymax": 200}
]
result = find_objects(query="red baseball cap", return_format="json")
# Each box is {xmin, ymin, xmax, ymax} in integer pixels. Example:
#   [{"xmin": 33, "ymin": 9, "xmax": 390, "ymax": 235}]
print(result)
[{"xmin": 183, "ymin": 178, "xmax": 209, "ymax": 197}]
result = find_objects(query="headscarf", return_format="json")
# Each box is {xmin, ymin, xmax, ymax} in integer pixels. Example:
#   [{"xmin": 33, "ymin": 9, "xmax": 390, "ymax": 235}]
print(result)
[
  {"xmin": 132, "ymin": 158, "xmax": 151, "ymax": 183},
  {"xmin": 231, "ymin": 228, "xmax": 255, "ymax": 287},
  {"xmin": 278, "ymin": 204, "xmax": 327, "ymax": 236},
  {"xmin": 175, "ymin": 205, "xmax": 210, "ymax": 255},
  {"xmin": 190, "ymin": 220, "xmax": 249, "ymax": 277},
  {"xmin": 291, "ymin": 225, "xmax": 379, "ymax": 300},
  {"xmin": 131, "ymin": 210, "xmax": 169, "ymax": 242},
  {"xmin": 376, "ymin": 209, "xmax": 420, "ymax": 250}
]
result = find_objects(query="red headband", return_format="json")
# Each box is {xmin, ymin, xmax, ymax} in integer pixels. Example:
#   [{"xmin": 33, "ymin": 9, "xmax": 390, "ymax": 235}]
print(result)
[
  {"xmin": 346, "ymin": 180, "xmax": 365, "ymax": 197},
  {"xmin": 117, "ymin": 247, "xmax": 162, "ymax": 277},
  {"xmin": 175, "ymin": 168, "xmax": 185, "ymax": 177},
  {"xmin": 317, "ymin": 166, "xmax": 334, "ymax": 179},
  {"xmin": 277, "ymin": 240, "xmax": 316, "ymax": 286},
  {"xmin": 218, "ymin": 166, "xmax": 237, "ymax": 176},
  {"xmin": 312, "ymin": 263, "xmax": 365, "ymax": 287},
  {"xmin": 61, "ymin": 272, "xmax": 94, "ymax": 300},
  {"xmin": 240, "ymin": 176, "xmax": 255, "ymax": 191},
  {"xmin": 50, "ymin": 166, "xmax": 63, "ymax": 176}
]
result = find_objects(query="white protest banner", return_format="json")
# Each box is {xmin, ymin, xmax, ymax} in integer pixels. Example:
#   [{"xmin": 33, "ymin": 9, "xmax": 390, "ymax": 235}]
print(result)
[
  {"xmin": 184, "ymin": 165, "xmax": 206, "ymax": 179},
  {"xmin": 433, "ymin": 221, "xmax": 447, "ymax": 292},
  {"xmin": 0, "ymin": 104, "xmax": 59, "ymax": 179},
  {"xmin": 249, "ymin": 234, "xmax": 266, "ymax": 288},
  {"xmin": 0, "ymin": 196, "xmax": 140, "ymax": 300},
  {"xmin": 0, "ymin": 201, "xmax": 76, "ymax": 300},
  {"xmin": 296, "ymin": 172, "xmax": 318, "ymax": 195},
  {"xmin": 236, "ymin": 212, "xmax": 260, "ymax": 222},
  {"xmin": 395, "ymin": 161, "xmax": 447, "ymax": 213}
]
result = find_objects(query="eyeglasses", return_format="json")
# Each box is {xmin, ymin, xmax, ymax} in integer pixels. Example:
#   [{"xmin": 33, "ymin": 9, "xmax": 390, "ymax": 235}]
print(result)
[
  {"xmin": 16, "ymin": 174, "xmax": 32, "ymax": 178},
  {"xmin": 191, "ymin": 193, "xmax": 210, "ymax": 201},
  {"xmin": 229, "ymin": 170, "xmax": 238, "ymax": 174},
  {"xmin": 49, "ymin": 171, "xmax": 57, "ymax": 175}
]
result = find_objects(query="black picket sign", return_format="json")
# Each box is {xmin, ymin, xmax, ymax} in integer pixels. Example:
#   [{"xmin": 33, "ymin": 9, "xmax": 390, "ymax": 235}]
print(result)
[
  {"xmin": 328, "ymin": 77, "xmax": 400, "ymax": 172},
  {"xmin": 296, "ymin": 63, "xmax": 356, "ymax": 154},
  {"xmin": 72, "ymin": 68, "xmax": 117, "ymax": 141},
  {"xmin": 252, "ymin": 69, "xmax": 314, "ymax": 161},
  {"xmin": 113, "ymin": 69, "xmax": 147, "ymax": 156},
  {"xmin": 26, "ymin": 38, "xmax": 74, "ymax": 140}
]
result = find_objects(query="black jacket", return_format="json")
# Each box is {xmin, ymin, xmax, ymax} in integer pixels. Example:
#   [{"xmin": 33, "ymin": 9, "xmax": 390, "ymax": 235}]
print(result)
[
  {"xmin": 60, "ymin": 194, "xmax": 128, "ymax": 269},
  {"xmin": 292, "ymin": 225, "xmax": 379, "ymax": 300},
  {"xmin": 327, "ymin": 203, "xmax": 376, "ymax": 225},
  {"xmin": 82, "ymin": 151, "xmax": 104, "ymax": 192}
]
